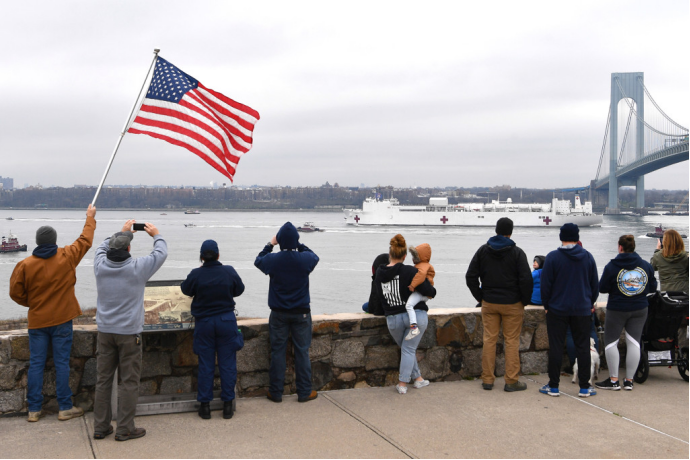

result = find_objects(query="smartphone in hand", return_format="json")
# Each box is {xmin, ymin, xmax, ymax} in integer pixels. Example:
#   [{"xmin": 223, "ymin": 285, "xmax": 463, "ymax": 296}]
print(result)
[{"xmin": 132, "ymin": 223, "xmax": 146, "ymax": 231}]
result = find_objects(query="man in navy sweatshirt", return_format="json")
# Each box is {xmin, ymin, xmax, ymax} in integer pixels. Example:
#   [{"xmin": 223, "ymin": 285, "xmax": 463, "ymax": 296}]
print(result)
[
  {"xmin": 540, "ymin": 223, "xmax": 599, "ymax": 398},
  {"xmin": 255, "ymin": 222, "xmax": 319, "ymax": 403}
]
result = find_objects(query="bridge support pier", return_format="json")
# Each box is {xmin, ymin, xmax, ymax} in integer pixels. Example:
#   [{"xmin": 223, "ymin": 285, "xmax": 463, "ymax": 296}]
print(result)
[{"xmin": 636, "ymin": 176, "xmax": 644, "ymax": 208}]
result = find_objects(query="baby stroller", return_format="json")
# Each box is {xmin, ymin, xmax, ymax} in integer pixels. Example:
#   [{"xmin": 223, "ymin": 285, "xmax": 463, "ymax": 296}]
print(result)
[{"xmin": 634, "ymin": 291, "xmax": 689, "ymax": 383}]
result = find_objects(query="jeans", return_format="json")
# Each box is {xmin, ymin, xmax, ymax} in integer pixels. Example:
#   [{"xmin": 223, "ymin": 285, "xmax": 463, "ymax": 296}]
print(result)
[
  {"xmin": 546, "ymin": 312, "xmax": 592, "ymax": 389},
  {"xmin": 566, "ymin": 318, "xmax": 599, "ymax": 368},
  {"xmin": 28, "ymin": 320, "xmax": 74, "ymax": 412},
  {"xmin": 268, "ymin": 310, "xmax": 313, "ymax": 399},
  {"xmin": 194, "ymin": 313, "xmax": 242, "ymax": 402},
  {"xmin": 386, "ymin": 310, "xmax": 428, "ymax": 382}
]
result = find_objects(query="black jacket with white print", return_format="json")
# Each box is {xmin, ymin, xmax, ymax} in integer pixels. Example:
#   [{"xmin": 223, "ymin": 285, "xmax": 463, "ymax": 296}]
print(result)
[{"xmin": 374, "ymin": 263, "xmax": 436, "ymax": 317}]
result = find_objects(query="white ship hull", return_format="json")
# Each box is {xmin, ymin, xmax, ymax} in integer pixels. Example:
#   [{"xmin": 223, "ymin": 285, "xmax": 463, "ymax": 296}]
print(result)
[{"xmin": 344, "ymin": 197, "xmax": 603, "ymax": 228}]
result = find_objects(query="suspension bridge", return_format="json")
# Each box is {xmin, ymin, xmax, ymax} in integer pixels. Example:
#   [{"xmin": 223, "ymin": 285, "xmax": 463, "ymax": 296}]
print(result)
[{"xmin": 588, "ymin": 72, "xmax": 688, "ymax": 212}]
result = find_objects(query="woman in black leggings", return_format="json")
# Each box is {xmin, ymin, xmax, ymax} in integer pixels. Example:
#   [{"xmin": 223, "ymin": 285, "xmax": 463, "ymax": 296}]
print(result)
[{"xmin": 596, "ymin": 235, "xmax": 657, "ymax": 391}]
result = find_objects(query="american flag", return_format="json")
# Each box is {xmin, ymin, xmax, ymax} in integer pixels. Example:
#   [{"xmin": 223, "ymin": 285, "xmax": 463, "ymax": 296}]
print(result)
[{"xmin": 127, "ymin": 57, "xmax": 260, "ymax": 182}]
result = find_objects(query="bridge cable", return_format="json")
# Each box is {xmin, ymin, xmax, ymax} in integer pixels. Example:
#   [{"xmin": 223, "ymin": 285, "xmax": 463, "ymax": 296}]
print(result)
[
  {"xmin": 639, "ymin": 77, "xmax": 688, "ymax": 132},
  {"xmin": 615, "ymin": 79, "xmax": 686, "ymax": 137},
  {"xmin": 595, "ymin": 104, "xmax": 611, "ymax": 182}
]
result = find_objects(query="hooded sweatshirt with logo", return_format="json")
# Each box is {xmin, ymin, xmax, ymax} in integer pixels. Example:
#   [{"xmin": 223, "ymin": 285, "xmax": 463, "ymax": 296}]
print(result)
[
  {"xmin": 541, "ymin": 244, "xmax": 599, "ymax": 316},
  {"xmin": 94, "ymin": 235, "xmax": 168, "ymax": 335},
  {"xmin": 374, "ymin": 263, "xmax": 437, "ymax": 317},
  {"xmin": 465, "ymin": 235, "xmax": 533, "ymax": 306},
  {"xmin": 650, "ymin": 250, "xmax": 688, "ymax": 293},
  {"xmin": 600, "ymin": 252, "xmax": 657, "ymax": 312},
  {"xmin": 254, "ymin": 222, "xmax": 319, "ymax": 314},
  {"xmin": 9, "ymin": 216, "xmax": 96, "ymax": 329}
]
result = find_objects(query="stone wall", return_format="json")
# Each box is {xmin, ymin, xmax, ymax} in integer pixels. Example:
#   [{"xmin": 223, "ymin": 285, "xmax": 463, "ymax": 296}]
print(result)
[{"xmin": 0, "ymin": 307, "xmax": 608, "ymax": 415}]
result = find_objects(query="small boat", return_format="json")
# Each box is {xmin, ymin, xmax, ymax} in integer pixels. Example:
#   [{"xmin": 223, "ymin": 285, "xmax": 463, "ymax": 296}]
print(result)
[
  {"xmin": 160, "ymin": 213, "xmax": 167, "ymax": 215},
  {"xmin": 184, "ymin": 223, "xmax": 196, "ymax": 228},
  {"xmin": 6, "ymin": 217, "xmax": 13, "ymax": 220},
  {"xmin": 646, "ymin": 224, "xmax": 688, "ymax": 239},
  {"xmin": 1, "ymin": 233, "xmax": 27, "ymax": 253},
  {"xmin": 297, "ymin": 222, "xmax": 323, "ymax": 233},
  {"xmin": 184, "ymin": 210, "xmax": 201, "ymax": 214}
]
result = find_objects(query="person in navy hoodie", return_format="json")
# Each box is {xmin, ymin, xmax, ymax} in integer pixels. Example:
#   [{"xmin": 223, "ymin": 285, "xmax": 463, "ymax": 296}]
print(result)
[
  {"xmin": 595, "ymin": 235, "xmax": 656, "ymax": 391},
  {"xmin": 540, "ymin": 223, "xmax": 599, "ymax": 398},
  {"xmin": 255, "ymin": 222, "xmax": 320, "ymax": 403},
  {"xmin": 181, "ymin": 240, "xmax": 244, "ymax": 420}
]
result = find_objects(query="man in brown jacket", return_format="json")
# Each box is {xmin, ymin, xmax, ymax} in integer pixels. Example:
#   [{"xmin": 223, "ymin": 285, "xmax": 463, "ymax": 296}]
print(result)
[{"xmin": 10, "ymin": 204, "xmax": 96, "ymax": 422}]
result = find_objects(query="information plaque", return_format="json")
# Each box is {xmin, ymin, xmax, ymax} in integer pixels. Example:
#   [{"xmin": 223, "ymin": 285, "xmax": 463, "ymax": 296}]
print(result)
[{"xmin": 143, "ymin": 280, "xmax": 193, "ymax": 331}]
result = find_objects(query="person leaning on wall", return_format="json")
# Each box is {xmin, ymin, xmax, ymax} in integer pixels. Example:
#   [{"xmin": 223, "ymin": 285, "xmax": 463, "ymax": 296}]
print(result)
[
  {"xmin": 650, "ymin": 229, "xmax": 688, "ymax": 293},
  {"xmin": 92, "ymin": 220, "xmax": 167, "ymax": 442},
  {"xmin": 181, "ymin": 239, "xmax": 245, "ymax": 420},
  {"xmin": 10, "ymin": 204, "xmax": 97, "ymax": 423}
]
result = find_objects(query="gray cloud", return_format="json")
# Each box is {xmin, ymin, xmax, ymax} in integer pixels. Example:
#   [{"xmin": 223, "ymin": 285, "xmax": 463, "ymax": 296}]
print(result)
[{"xmin": 0, "ymin": 0, "xmax": 687, "ymax": 190}]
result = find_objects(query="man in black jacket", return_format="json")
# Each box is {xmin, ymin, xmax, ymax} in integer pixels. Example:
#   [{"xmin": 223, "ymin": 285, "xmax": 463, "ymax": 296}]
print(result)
[{"xmin": 465, "ymin": 218, "xmax": 533, "ymax": 392}]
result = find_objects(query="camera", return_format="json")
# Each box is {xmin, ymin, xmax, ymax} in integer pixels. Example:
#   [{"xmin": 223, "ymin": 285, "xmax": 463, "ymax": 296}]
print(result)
[{"xmin": 132, "ymin": 223, "xmax": 146, "ymax": 231}]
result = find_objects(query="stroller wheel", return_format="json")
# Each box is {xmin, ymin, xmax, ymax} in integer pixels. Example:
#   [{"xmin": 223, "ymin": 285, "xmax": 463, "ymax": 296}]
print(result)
[
  {"xmin": 677, "ymin": 347, "xmax": 689, "ymax": 382},
  {"xmin": 634, "ymin": 343, "xmax": 649, "ymax": 384}
]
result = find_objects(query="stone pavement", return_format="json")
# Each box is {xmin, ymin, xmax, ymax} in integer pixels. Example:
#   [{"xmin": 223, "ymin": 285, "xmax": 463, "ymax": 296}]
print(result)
[{"xmin": 0, "ymin": 367, "xmax": 687, "ymax": 459}]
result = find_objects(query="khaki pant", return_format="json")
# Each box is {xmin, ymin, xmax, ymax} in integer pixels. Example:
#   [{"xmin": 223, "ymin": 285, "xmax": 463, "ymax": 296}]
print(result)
[
  {"xmin": 481, "ymin": 301, "xmax": 524, "ymax": 385},
  {"xmin": 93, "ymin": 332, "xmax": 142, "ymax": 436}
]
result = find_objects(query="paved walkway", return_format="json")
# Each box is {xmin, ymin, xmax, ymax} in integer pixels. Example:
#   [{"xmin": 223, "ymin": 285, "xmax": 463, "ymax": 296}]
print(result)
[{"xmin": 1, "ymin": 367, "xmax": 687, "ymax": 459}]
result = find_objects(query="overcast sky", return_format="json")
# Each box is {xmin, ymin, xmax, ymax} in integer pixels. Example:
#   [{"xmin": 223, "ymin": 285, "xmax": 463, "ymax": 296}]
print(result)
[{"xmin": 1, "ymin": 0, "xmax": 688, "ymax": 190}]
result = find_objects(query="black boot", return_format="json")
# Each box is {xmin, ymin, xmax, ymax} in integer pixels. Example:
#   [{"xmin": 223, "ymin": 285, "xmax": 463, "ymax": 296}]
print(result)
[
  {"xmin": 223, "ymin": 401, "xmax": 234, "ymax": 419},
  {"xmin": 198, "ymin": 402, "xmax": 211, "ymax": 420}
]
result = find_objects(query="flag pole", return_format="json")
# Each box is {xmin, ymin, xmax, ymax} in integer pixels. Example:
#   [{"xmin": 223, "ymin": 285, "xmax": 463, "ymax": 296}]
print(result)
[{"xmin": 91, "ymin": 48, "xmax": 160, "ymax": 205}]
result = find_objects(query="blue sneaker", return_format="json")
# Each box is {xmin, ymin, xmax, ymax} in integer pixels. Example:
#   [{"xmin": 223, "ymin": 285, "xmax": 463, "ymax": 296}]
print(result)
[
  {"xmin": 539, "ymin": 384, "xmax": 559, "ymax": 396},
  {"xmin": 579, "ymin": 387, "xmax": 597, "ymax": 398}
]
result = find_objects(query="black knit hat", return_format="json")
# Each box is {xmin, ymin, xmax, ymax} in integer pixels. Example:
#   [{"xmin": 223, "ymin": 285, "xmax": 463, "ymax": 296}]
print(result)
[
  {"xmin": 559, "ymin": 223, "xmax": 579, "ymax": 242},
  {"xmin": 495, "ymin": 217, "xmax": 513, "ymax": 236},
  {"xmin": 36, "ymin": 226, "xmax": 57, "ymax": 245}
]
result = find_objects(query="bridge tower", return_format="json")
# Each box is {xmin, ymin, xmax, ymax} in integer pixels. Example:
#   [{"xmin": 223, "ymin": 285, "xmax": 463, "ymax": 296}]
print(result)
[{"xmin": 609, "ymin": 72, "xmax": 645, "ymax": 211}]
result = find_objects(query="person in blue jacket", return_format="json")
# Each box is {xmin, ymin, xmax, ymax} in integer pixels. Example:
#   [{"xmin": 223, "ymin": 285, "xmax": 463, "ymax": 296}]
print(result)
[
  {"xmin": 530, "ymin": 255, "xmax": 545, "ymax": 305},
  {"xmin": 595, "ymin": 235, "xmax": 656, "ymax": 391},
  {"xmin": 540, "ymin": 223, "xmax": 599, "ymax": 398},
  {"xmin": 255, "ymin": 222, "xmax": 320, "ymax": 403},
  {"xmin": 181, "ymin": 240, "xmax": 245, "ymax": 420}
]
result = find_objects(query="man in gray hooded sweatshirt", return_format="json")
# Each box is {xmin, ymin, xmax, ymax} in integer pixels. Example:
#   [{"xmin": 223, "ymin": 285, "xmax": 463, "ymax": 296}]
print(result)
[{"xmin": 92, "ymin": 219, "xmax": 167, "ymax": 441}]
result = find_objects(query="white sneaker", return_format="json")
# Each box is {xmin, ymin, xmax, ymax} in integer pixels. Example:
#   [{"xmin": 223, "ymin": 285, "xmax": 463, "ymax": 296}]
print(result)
[
  {"xmin": 413, "ymin": 379, "xmax": 430, "ymax": 389},
  {"xmin": 395, "ymin": 384, "xmax": 408, "ymax": 394},
  {"xmin": 405, "ymin": 327, "xmax": 420, "ymax": 341}
]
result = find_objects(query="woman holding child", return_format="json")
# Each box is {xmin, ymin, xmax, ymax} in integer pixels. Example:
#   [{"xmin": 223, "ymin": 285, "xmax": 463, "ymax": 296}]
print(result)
[{"xmin": 374, "ymin": 234, "xmax": 437, "ymax": 394}]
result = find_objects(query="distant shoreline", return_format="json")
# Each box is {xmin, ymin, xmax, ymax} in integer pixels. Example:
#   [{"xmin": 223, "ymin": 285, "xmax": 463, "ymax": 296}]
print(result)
[{"xmin": 0, "ymin": 208, "xmax": 348, "ymax": 212}]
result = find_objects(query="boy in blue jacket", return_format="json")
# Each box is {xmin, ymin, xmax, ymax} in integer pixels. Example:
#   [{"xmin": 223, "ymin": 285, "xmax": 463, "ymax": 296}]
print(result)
[
  {"xmin": 255, "ymin": 222, "xmax": 319, "ymax": 403},
  {"xmin": 540, "ymin": 223, "xmax": 599, "ymax": 398},
  {"xmin": 595, "ymin": 235, "xmax": 656, "ymax": 391}
]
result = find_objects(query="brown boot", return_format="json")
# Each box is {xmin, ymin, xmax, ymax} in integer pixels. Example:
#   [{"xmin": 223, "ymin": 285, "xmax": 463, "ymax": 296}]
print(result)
[
  {"xmin": 298, "ymin": 391, "xmax": 318, "ymax": 403},
  {"xmin": 27, "ymin": 411, "xmax": 42, "ymax": 423},
  {"xmin": 58, "ymin": 406, "xmax": 84, "ymax": 421},
  {"xmin": 115, "ymin": 427, "xmax": 146, "ymax": 442}
]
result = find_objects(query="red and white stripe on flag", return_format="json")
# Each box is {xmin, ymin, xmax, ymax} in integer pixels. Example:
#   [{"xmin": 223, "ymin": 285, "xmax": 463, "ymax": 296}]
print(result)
[{"xmin": 127, "ymin": 57, "xmax": 260, "ymax": 182}]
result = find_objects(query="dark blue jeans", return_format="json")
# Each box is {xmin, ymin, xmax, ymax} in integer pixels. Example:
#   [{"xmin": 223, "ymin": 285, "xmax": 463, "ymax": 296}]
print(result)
[
  {"xmin": 268, "ymin": 310, "xmax": 312, "ymax": 399},
  {"xmin": 194, "ymin": 313, "xmax": 242, "ymax": 402},
  {"xmin": 28, "ymin": 320, "xmax": 73, "ymax": 412}
]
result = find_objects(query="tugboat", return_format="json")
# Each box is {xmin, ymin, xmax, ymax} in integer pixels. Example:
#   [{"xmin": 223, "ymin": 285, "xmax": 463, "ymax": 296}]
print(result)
[
  {"xmin": 1, "ymin": 233, "xmax": 27, "ymax": 253},
  {"xmin": 184, "ymin": 210, "xmax": 201, "ymax": 215},
  {"xmin": 297, "ymin": 222, "xmax": 323, "ymax": 233},
  {"xmin": 645, "ymin": 224, "xmax": 688, "ymax": 239}
]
